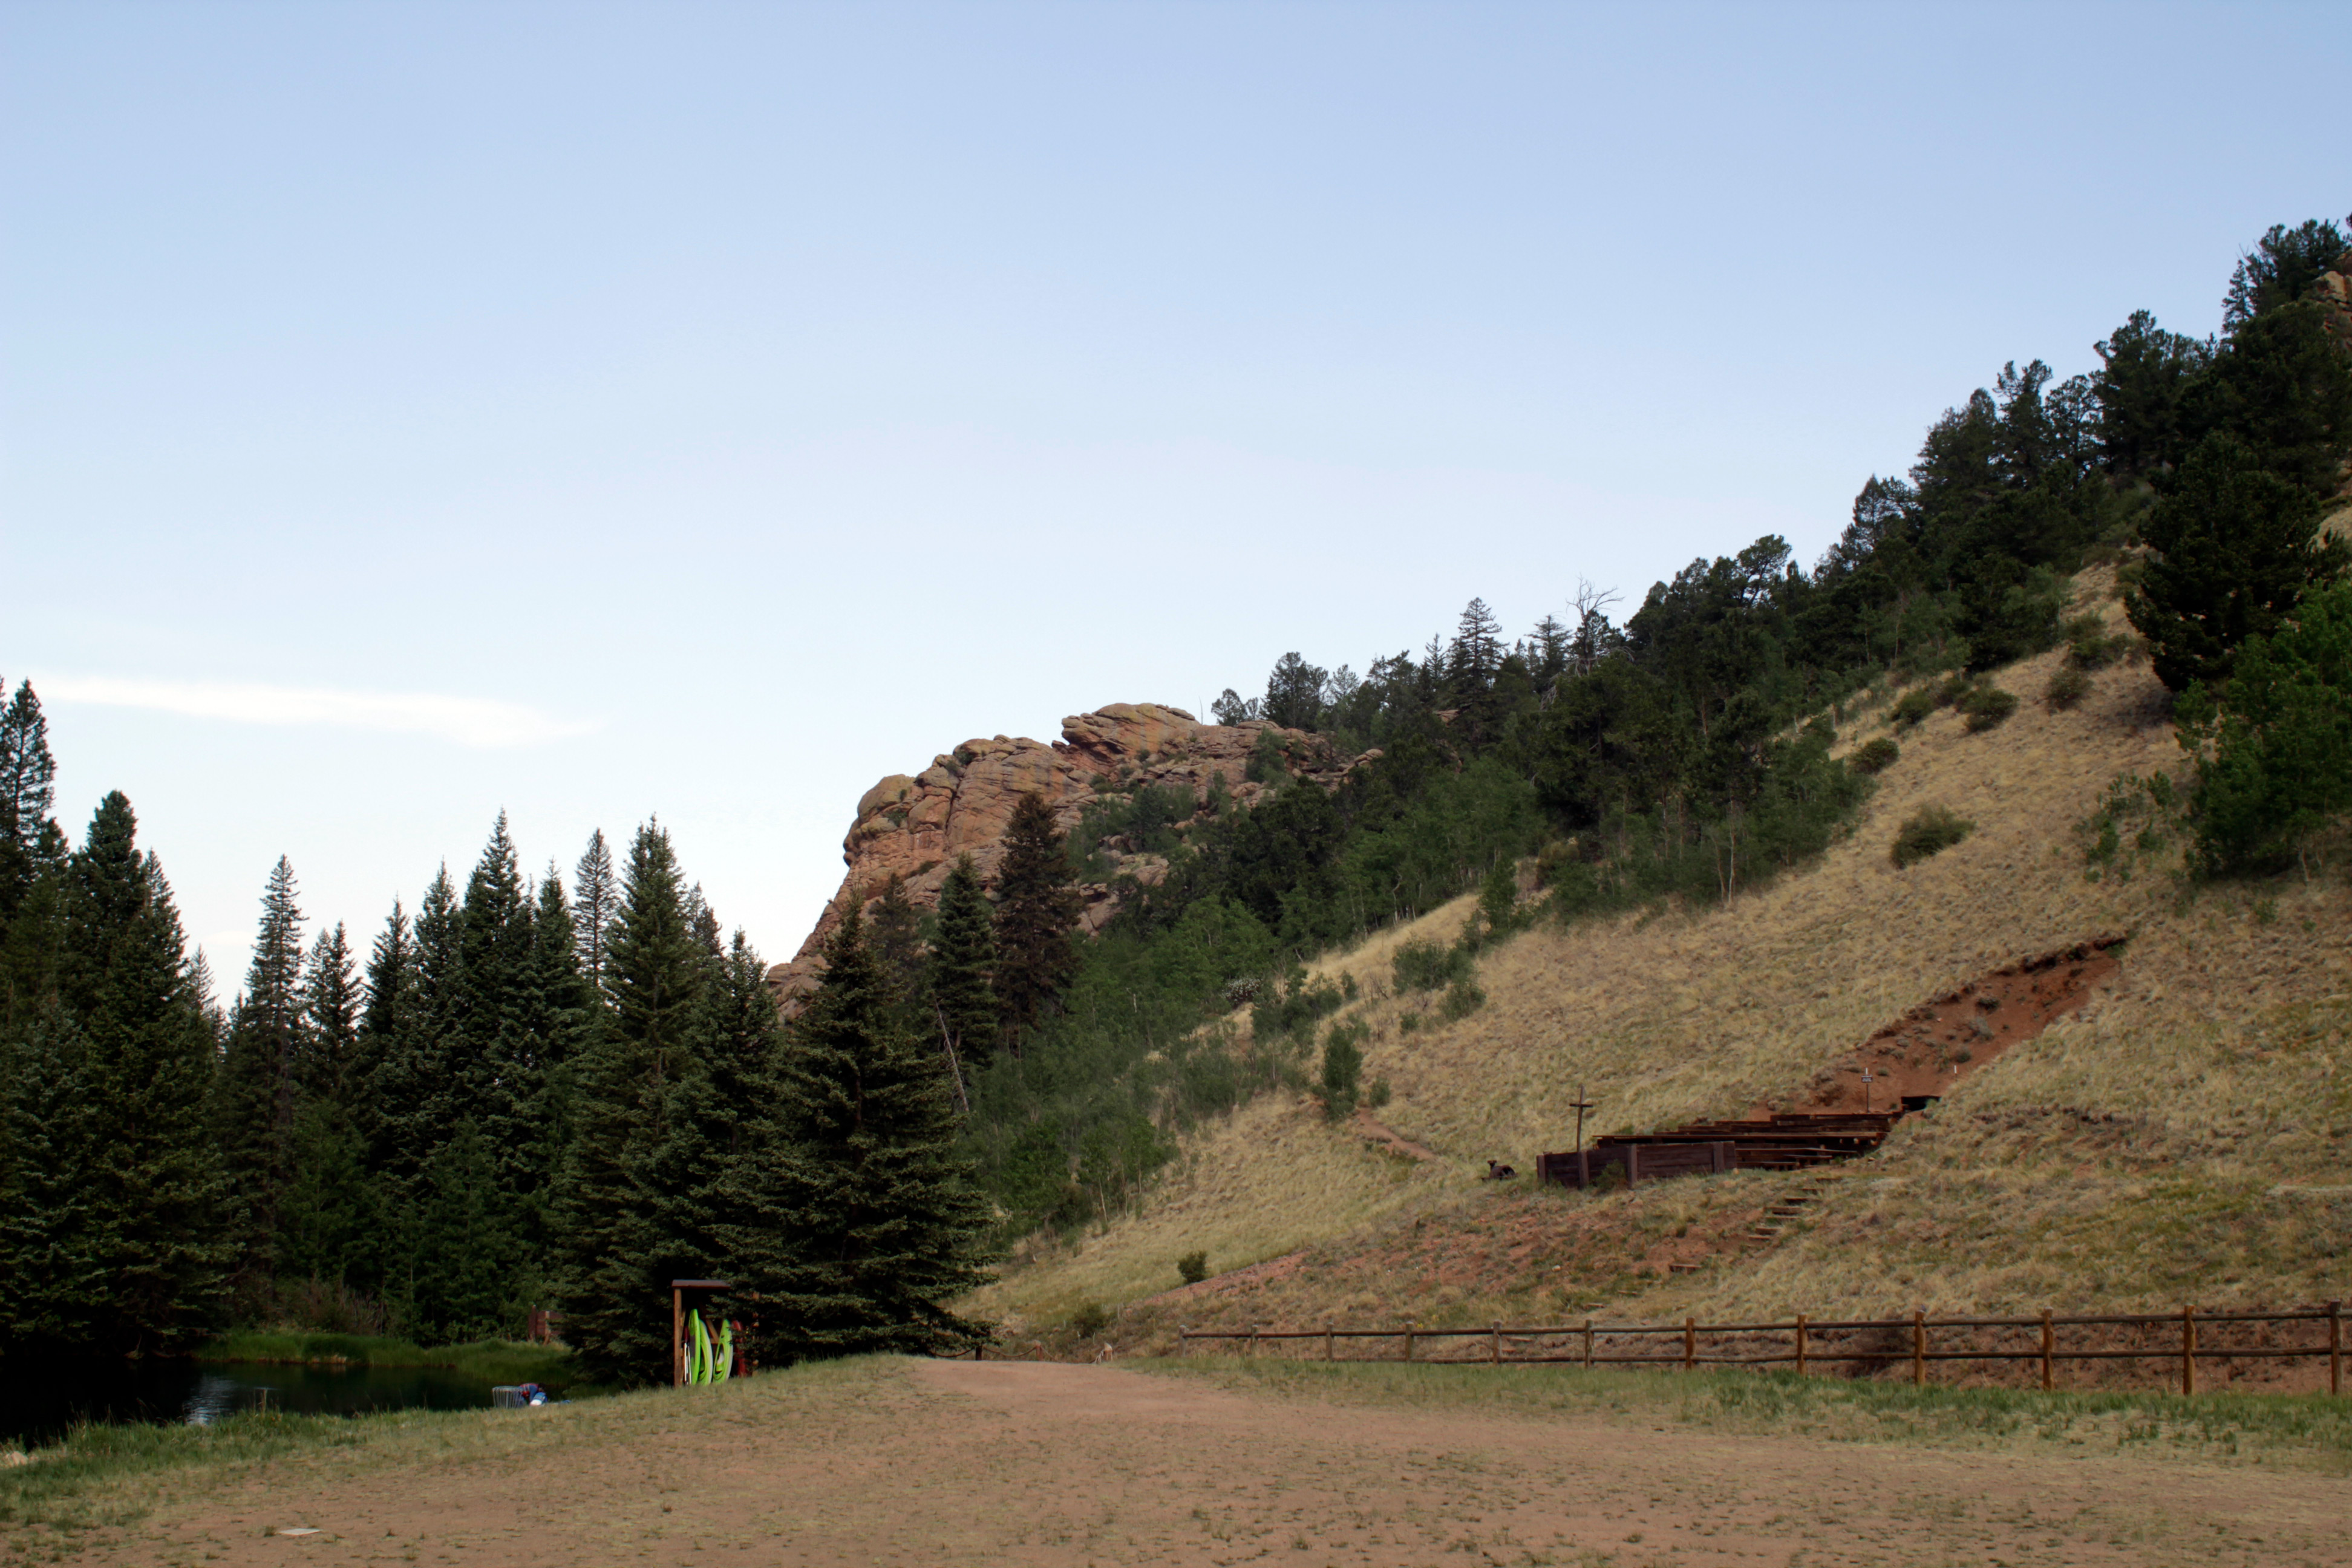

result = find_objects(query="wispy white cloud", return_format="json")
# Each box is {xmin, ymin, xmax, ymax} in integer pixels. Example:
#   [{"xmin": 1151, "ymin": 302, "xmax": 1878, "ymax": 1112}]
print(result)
[{"xmin": 38, "ymin": 675, "xmax": 594, "ymax": 749}]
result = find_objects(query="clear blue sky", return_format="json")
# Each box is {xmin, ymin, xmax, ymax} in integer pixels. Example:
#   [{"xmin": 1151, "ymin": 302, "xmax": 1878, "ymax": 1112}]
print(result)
[{"xmin": 5, "ymin": 1, "xmax": 2345, "ymax": 984}]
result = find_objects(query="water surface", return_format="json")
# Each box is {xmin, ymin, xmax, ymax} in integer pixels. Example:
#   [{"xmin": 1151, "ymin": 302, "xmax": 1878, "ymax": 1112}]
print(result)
[{"xmin": 1, "ymin": 1356, "xmax": 511, "ymax": 1449}]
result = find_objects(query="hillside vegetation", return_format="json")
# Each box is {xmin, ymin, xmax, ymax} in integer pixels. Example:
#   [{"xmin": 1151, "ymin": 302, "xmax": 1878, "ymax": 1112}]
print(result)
[{"xmin": 970, "ymin": 571, "xmax": 2352, "ymax": 1341}]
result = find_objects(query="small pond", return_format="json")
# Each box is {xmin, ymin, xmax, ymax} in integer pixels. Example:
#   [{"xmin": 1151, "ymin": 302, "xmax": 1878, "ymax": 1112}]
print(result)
[{"xmin": 2, "ymin": 1357, "xmax": 519, "ymax": 1450}]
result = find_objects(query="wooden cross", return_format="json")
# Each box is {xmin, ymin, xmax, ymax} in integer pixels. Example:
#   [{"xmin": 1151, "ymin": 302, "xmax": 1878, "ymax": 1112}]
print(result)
[{"xmin": 1568, "ymin": 1084, "xmax": 1596, "ymax": 1151}]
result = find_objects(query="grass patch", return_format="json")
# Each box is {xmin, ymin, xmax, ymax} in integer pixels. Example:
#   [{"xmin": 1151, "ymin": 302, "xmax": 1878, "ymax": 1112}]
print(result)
[
  {"xmin": 1143, "ymin": 1356, "xmax": 2352, "ymax": 1471},
  {"xmin": 1, "ymin": 1361, "xmax": 872, "ymax": 1547},
  {"xmin": 201, "ymin": 1333, "xmax": 575, "ymax": 1386},
  {"xmin": 1, "ymin": 1409, "xmax": 367, "ymax": 1537}
]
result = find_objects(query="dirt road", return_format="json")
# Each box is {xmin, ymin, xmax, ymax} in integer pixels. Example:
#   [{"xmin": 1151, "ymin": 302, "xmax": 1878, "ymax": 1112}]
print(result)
[{"xmin": 77, "ymin": 1359, "xmax": 2352, "ymax": 1566}]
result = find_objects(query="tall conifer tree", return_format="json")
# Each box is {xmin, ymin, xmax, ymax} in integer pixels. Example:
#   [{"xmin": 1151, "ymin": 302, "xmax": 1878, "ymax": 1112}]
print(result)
[
  {"xmin": 571, "ymin": 829, "xmax": 617, "ymax": 1002},
  {"xmin": 0, "ymin": 679, "xmax": 57, "ymax": 950},
  {"xmin": 990, "ymin": 796, "xmax": 1080, "ymax": 1054},
  {"xmin": 2127, "ymin": 432, "xmax": 2350, "ymax": 690},
  {"xmin": 1, "ymin": 795, "xmax": 227, "ymax": 1354},
  {"xmin": 212, "ymin": 857, "xmax": 306, "ymax": 1284},
  {"xmin": 927, "ymin": 855, "xmax": 995, "ymax": 1077},
  {"xmin": 738, "ymin": 909, "xmax": 992, "ymax": 1363},
  {"xmin": 298, "ymin": 924, "xmax": 359, "ymax": 1105},
  {"xmin": 552, "ymin": 819, "xmax": 704, "ymax": 1383},
  {"xmin": 353, "ymin": 900, "xmax": 416, "ymax": 1178}
]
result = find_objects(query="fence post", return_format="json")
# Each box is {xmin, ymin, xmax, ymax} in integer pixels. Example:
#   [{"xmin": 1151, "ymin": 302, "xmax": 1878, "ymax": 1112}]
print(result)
[
  {"xmin": 2331, "ymin": 1301, "xmax": 2342, "ymax": 1397},
  {"xmin": 1911, "ymin": 1310, "xmax": 1925, "ymax": 1387},
  {"xmin": 1405, "ymin": 1322, "xmax": 1416, "ymax": 1363},
  {"xmin": 1325, "ymin": 1325, "xmax": 1334, "ymax": 1362},
  {"xmin": 1178, "ymin": 1324, "xmax": 1187, "ymax": 1357},
  {"xmin": 1491, "ymin": 1322, "xmax": 1502, "ymax": 1365},
  {"xmin": 2181, "ymin": 1305, "xmax": 2196, "ymax": 1397},
  {"xmin": 2039, "ymin": 1310, "xmax": 2053, "ymax": 1393},
  {"xmin": 1795, "ymin": 1313, "xmax": 1807, "ymax": 1377},
  {"xmin": 1684, "ymin": 1318, "xmax": 1696, "ymax": 1371},
  {"xmin": 1249, "ymin": 1324, "xmax": 1261, "ymax": 1359},
  {"xmin": 1582, "ymin": 1318, "xmax": 1593, "ymax": 1369}
]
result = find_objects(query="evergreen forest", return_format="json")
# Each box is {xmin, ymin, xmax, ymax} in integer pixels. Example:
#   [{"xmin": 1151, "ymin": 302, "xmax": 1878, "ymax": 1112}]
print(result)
[{"xmin": 1, "ymin": 215, "xmax": 2346, "ymax": 1377}]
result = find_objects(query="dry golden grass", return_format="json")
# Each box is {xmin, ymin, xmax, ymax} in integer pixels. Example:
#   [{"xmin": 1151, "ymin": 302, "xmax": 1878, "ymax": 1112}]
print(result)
[{"xmin": 976, "ymin": 569, "xmax": 2352, "ymax": 1335}]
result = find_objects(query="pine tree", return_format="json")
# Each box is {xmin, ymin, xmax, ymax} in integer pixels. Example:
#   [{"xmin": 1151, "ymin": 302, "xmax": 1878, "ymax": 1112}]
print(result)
[
  {"xmin": 1, "ymin": 795, "xmax": 229, "ymax": 1354},
  {"xmin": 2223, "ymin": 216, "xmax": 2351, "ymax": 332},
  {"xmin": 2200, "ymin": 299, "xmax": 2352, "ymax": 502},
  {"xmin": 928, "ymin": 855, "xmax": 995, "ymax": 1080},
  {"xmin": 552, "ymin": 819, "xmax": 705, "ymax": 1385},
  {"xmin": 736, "ymin": 909, "xmax": 993, "ymax": 1364},
  {"xmin": 0, "ymin": 1013, "xmax": 103, "ymax": 1349},
  {"xmin": 685, "ymin": 883, "xmax": 723, "ymax": 958},
  {"xmin": 1263, "ymin": 652, "xmax": 1328, "ymax": 730},
  {"xmin": 2126, "ymin": 431, "xmax": 2350, "ymax": 690},
  {"xmin": 509, "ymin": 867, "xmax": 590, "ymax": 1289},
  {"xmin": 0, "ymin": 679, "xmax": 57, "ymax": 948},
  {"xmin": 410, "ymin": 1122, "xmax": 511, "ymax": 1343},
  {"xmin": 212, "ymin": 857, "xmax": 307, "ymax": 1284},
  {"xmin": 572, "ymin": 828, "xmax": 617, "ymax": 1001},
  {"xmin": 1525, "ymin": 614, "xmax": 1572, "ymax": 684},
  {"xmin": 0, "ymin": 818, "xmax": 66, "ymax": 1036},
  {"xmin": 867, "ymin": 872, "xmax": 925, "ymax": 1013},
  {"xmin": 297, "ymin": 923, "xmax": 359, "ymax": 1106},
  {"xmin": 460, "ymin": 815, "xmax": 535, "ymax": 1111},
  {"xmin": 459, "ymin": 815, "xmax": 540, "ymax": 1290},
  {"xmin": 647, "ymin": 930, "xmax": 785, "ymax": 1312},
  {"xmin": 989, "ymin": 796, "xmax": 1080, "ymax": 1054},
  {"xmin": 398, "ymin": 865, "xmax": 465, "ymax": 1175},
  {"xmin": 1448, "ymin": 597, "xmax": 1506, "ymax": 694},
  {"xmin": 353, "ymin": 900, "xmax": 416, "ymax": 1178},
  {"xmin": 276, "ymin": 1096, "xmax": 376, "ymax": 1296}
]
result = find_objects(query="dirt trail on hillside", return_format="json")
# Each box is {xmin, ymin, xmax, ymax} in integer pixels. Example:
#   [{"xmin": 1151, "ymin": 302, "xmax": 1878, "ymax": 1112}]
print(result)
[
  {"xmin": 78, "ymin": 1359, "xmax": 2351, "ymax": 1567},
  {"xmin": 1790, "ymin": 937, "xmax": 2125, "ymax": 1115}
]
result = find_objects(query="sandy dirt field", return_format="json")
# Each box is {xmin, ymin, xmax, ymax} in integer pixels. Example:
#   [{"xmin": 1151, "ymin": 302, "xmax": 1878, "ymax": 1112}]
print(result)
[{"xmin": 69, "ymin": 1359, "xmax": 2352, "ymax": 1567}]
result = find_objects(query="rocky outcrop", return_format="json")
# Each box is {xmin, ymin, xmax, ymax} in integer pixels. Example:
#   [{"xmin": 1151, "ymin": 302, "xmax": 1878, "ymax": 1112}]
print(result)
[{"xmin": 768, "ymin": 704, "xmax": 1350, "ymax": 1005}]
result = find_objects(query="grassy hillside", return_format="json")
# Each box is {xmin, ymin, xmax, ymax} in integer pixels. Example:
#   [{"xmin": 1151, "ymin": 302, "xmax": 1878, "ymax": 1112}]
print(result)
[{"xmin": 969, "ymin": 568, "xmax": 2352, "ymax": 1342}]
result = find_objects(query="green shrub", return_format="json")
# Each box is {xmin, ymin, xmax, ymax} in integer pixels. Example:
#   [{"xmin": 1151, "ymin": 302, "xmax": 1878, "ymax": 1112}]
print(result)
[
  {"xmin": 1890, "ymin": 688, "xmax": 1937, "ymax": 728},
  {"xmin": 1533, "ymin": 837, "xmax": 1581, "ymax": 889},
  {"xmin": 1891, "ymin": 806, "xmax": 1975, "ymax": 867},
  {"xmin": 1319, "ymin": 1018, "xmax": 1368, "ymax": 1120},
  {"xmin": 1392, "ymin": 939, "xmax": 1470, "ymax": 993},
  {"xmin": 1067, "ymin": 1302, "xmax": 1112, "ymax": 1339},
  {"xmin": 2176, "ymin": 581, "xmax": 2352, "ymax": 874},
  {"xmin": 1252, "ymin": 967, "xmax": 1344, "ymax": 1044},
  {"xmin": 1177, "ymin": 1251, "xmax": 1209, "ymax": 1285},
  {"xmin": 1437, "ymin": 975, "xmax": 1486, "ymax": 1022},
  {"xmin": 1365, "ymin": 1076, "xmax": 1391, "ymax": 1109},
  {"xmin": 2045, "ymin": 665, "xmax": 2093, "ymax": 710},
  {"xmin": 1397, "ymin": 1011, "xmax": 1423, "ymax": 1035},
  {"xmin": 1960, "ymin": 686, "xmax": 2019, "ymax": 732},
  {"xmin": 2062, "ymin": 612, "xmax": 2123, "ymax": 669},
  {"xmin": 1476, "ymin": 860, "xmax": 1520, "ymax": 934},
  {"xmin": 1847, "ymin": 737, "xmax": 1901, "ymax": 775},
  {"xmin": 2080, "ymin": 771, "xmax": 2183, "ymax": 880}
]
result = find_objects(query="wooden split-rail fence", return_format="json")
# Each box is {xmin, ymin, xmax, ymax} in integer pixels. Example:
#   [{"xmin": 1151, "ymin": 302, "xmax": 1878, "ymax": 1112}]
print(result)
[{"xmin": 1178, "ymin": 1302, "xmax": 2347, "ymax": 1397}]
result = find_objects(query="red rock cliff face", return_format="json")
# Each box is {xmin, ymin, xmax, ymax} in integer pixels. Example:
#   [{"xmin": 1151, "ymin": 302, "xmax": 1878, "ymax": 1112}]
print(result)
[{"xmin": 768, "ymin": 703, "xmax": 1344, "ymax": 1005}]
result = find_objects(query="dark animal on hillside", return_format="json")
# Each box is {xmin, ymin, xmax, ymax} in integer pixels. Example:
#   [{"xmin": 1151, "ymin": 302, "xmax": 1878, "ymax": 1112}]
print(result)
[{"xmin": 1485, "ymin": 1160, "xmax": 1517, "ymax": 1180}]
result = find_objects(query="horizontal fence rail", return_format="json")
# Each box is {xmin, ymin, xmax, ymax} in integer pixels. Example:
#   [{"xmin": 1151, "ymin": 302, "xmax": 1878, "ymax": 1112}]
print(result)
[{"xmin": 1175, "ymin": 1302, "xmax": 2346, "ymax": 1397}]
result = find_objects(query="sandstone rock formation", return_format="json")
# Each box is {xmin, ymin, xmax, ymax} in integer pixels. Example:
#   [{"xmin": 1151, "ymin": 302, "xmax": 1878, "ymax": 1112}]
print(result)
[{"xmin": 768, "ymin": 704, "xmax": 1348, "ymax": 1006}]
